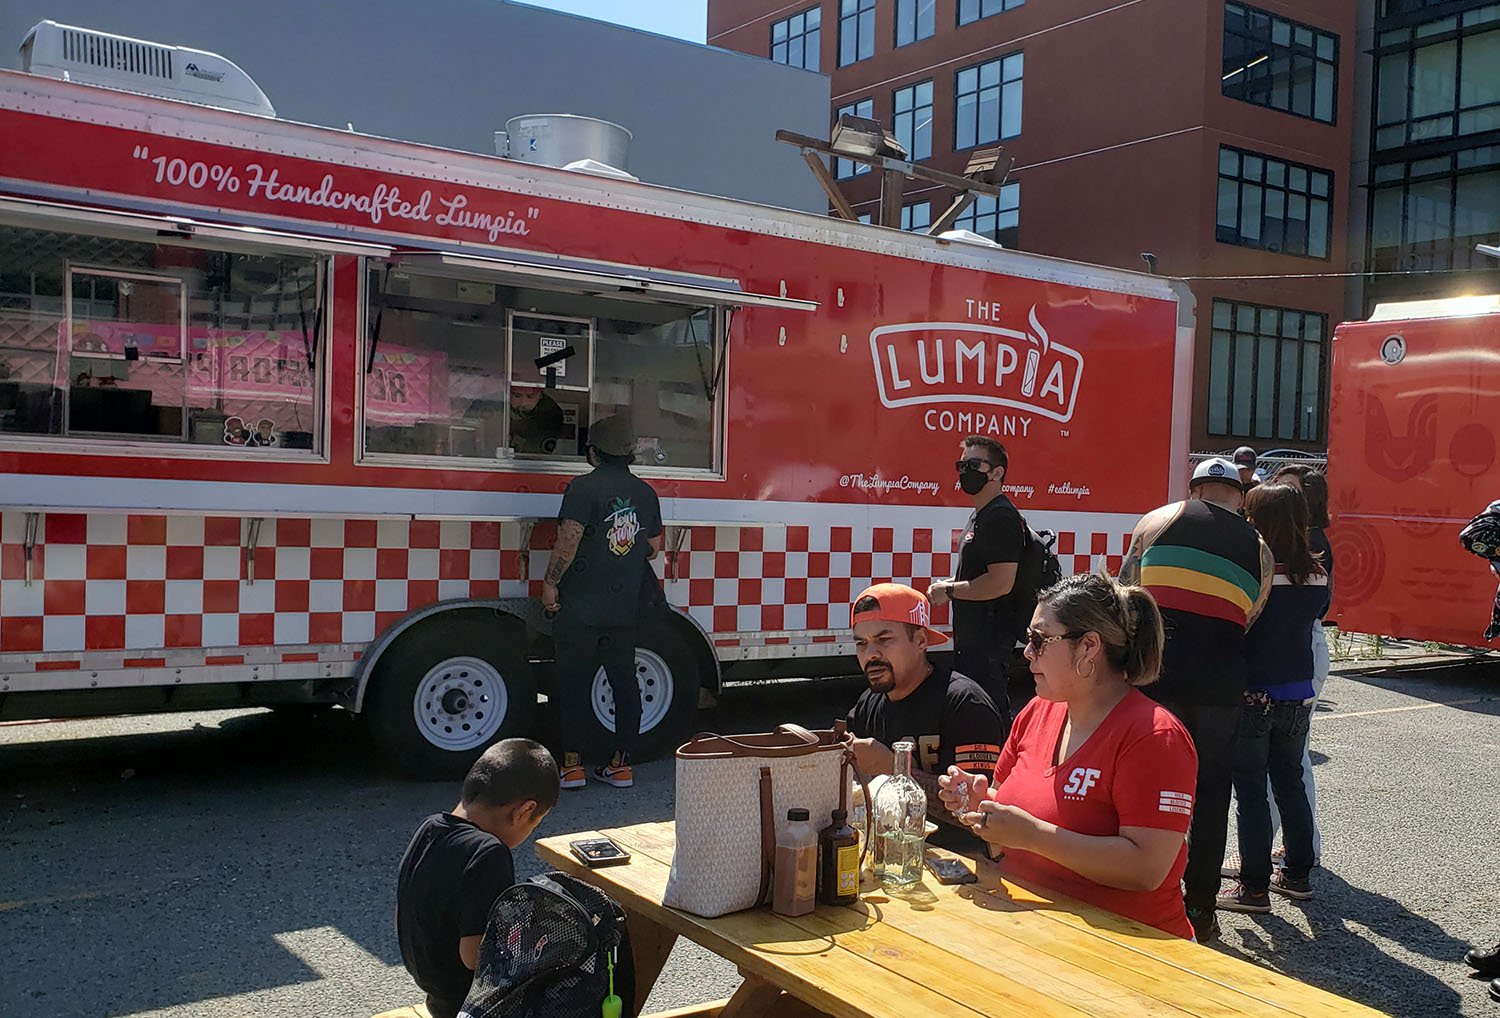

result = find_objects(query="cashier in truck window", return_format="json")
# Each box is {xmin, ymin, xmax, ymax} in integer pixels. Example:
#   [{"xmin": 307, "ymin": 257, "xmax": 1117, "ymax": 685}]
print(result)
[
  {"xmin": 939, "ymin": 573, "xmax": 1199, "ymax": 940},
  {"xmin": 509, "ymin": 384, "xmax": 564, "ymax": 455}
]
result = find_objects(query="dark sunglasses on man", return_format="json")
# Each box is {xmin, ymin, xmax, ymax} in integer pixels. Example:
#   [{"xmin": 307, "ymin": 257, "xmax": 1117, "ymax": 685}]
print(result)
[{"xmin": 955, "ymin": 457, "xmax": 994, "ymax": 474}]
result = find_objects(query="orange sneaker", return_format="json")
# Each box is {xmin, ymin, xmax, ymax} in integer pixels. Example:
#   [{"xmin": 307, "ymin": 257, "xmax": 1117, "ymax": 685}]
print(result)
[
  {"xmin": 592, "ymin": 754, "xmax": 633, "ymax": 788},
  {"xmin": 560, "ymin": 752, "xmax": 586, "ymax": 790}
]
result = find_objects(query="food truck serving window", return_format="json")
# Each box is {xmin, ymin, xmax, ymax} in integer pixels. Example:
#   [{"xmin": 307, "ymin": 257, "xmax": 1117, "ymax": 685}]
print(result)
[
  {"xmin": 361, "ymin": 265, "xmax": 725, "ymax": 473},
  {"xmin": 0, "ymin": 222, "xmax": 325, "ymax": 452}
]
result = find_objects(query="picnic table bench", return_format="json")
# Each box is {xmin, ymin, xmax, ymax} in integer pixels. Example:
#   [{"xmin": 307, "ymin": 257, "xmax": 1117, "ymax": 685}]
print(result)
[{"xmin": 531, "ymin": 821, "xmax": 1390, "ymax": 1018}]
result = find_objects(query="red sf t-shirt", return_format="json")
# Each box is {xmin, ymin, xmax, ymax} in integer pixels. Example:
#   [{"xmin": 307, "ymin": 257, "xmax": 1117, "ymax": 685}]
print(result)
[{"xmin": 988, "ymin": 688, "xmax": 1197, "ymax": 939}]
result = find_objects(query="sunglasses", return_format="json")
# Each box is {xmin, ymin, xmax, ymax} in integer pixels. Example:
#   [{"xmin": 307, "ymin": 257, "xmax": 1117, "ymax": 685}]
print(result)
[
  {"xmin": 955, "ymin": 458, "xmax": 994, "ymax": 473},
  {"xmin": 1024, "ymin": 627, "xmax": 1082, "ymax": 654}
]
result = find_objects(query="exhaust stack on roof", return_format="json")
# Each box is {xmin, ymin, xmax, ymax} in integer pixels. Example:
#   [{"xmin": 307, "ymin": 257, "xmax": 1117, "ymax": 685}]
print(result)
[
  {"xmin": 495, "ymin": 114, "xmax": 637, "ymax": 181},
  {"xmin": 19, "ymin": 20, "xmax": 275, "ymax": 117}
]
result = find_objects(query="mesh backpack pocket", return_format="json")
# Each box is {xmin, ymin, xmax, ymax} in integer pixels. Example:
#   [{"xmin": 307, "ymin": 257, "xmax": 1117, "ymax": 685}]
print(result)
[{"xmin": 461, "ymin": 872, "xmax": 635, "ymax": 1018}]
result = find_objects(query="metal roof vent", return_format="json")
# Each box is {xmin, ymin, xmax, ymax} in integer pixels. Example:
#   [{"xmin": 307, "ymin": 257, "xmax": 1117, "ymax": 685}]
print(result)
[
  {"xmin": 19, "ymin": 20, "xmax": 275, "ymax": 117},
  {"xmin": 495, "ymin": 114, "xmax": 635, "ymax": 179}
]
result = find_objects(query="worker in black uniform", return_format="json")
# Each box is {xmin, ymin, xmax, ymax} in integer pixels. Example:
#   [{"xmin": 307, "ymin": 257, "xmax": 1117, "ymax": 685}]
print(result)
[
  {"xmin": 509, "ymin": 384, "xmax": 565, "ymax": 455},
  {"xmin": 928, "ymin": 435, "xmax": 1027, "ymax": 726},
  {"xmin": 541, "ymin": 415, "xmax": 663, "ymax": 791}
]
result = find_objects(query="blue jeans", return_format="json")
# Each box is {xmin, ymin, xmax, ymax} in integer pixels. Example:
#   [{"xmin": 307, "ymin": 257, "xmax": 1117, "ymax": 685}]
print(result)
[{"xmin": 1232, "ymin": 699, "xmax": 1316, "ymax": 889}]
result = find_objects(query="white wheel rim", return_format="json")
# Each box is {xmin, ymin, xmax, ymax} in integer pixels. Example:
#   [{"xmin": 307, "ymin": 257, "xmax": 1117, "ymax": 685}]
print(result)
[
  {"xmin": 591, "ymin": 649, "xmax": 674, "ymax": 735},
  {"xmin": 413, "ymin": 656, "xmax": 509, "ymax": 751}
]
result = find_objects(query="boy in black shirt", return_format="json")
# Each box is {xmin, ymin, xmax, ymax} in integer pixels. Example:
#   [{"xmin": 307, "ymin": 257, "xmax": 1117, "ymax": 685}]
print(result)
[
  {"xmin": 396, "ymin": 739, "xmax": 559, "ymax": 1018},
  {"xmin": 846, "ymin": 584, "xmax": 1005, "ymax": 831}
]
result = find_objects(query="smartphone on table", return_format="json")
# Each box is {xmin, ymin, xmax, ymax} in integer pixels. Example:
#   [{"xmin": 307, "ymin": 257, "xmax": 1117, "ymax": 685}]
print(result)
[
  {"xmin": 569, "ymin": 837, "xmax": 632, "ymax": 868},
  {"xmin": 925, "ymin": 854, "xmax": 977, "ymax": 885}
]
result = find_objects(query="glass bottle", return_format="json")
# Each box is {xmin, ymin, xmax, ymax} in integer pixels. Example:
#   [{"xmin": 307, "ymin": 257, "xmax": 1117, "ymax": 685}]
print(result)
[{"xmin": 874, "ymin": 741, "xmax": 926, "ymax": 887}]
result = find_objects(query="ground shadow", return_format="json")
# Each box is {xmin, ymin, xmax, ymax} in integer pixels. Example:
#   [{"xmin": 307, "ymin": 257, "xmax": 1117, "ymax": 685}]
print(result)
[{"xmin": 1215, "ymin": 868, "xmax": 1471, "ymax": 1016}]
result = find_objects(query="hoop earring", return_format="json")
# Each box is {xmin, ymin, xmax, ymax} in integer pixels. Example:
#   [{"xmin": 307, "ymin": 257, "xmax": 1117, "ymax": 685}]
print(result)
[{"xmin": 1081, "ymin": 660, "xmax": 1096, "ymax": 679}]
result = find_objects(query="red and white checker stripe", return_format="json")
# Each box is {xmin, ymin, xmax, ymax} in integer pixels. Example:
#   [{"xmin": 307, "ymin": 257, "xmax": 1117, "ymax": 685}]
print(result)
[{"xmin": 0, "ymin": 511, "xmax": 1132, "ymax": 670}]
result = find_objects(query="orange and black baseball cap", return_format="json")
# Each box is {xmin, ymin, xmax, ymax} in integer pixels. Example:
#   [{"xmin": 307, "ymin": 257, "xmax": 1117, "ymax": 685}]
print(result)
[{"xmin": 851, "ymin": 583, "xmax": 950, "ymax": 646}]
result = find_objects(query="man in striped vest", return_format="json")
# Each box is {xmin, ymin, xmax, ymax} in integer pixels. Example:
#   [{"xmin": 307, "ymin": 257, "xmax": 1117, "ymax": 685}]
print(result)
[{"xmin": 1119, "ymin": 456, "xmax": 1274, "ymax": 943}]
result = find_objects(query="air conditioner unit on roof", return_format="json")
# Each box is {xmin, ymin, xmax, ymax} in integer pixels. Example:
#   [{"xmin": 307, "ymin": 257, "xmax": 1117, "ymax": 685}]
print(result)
[{"xmin": 19, "ymin": 20, "xmax": 275, "ymax": 117}]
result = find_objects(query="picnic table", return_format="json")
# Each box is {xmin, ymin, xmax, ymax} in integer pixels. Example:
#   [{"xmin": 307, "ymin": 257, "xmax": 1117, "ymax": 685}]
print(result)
[{"xmin": 535, "ymin": 821, "xmax": 1389, "ymax": 1018}]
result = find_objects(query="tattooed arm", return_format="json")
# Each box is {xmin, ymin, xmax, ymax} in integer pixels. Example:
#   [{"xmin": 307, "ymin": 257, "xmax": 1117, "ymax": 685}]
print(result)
[{"xmin": 540, "ymin": 519, "xmax": 584, "ymax": 611}]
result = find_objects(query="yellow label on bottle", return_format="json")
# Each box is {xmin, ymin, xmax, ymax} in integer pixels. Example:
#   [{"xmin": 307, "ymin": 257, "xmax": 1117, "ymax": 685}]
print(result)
[{"xmin": 836, "ymin": 844, "xmax": 859, "ymax": 895}]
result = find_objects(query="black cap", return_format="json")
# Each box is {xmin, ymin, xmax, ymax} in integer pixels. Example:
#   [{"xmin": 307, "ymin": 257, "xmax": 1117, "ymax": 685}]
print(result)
[
  {"xmin": 830, "ymin": 808, "xmax": 848, "ymax": 826},
  {"xmin": 787, "ymin": 808, "xmax": 810, "ymax": 821},
  {"xmin": 1232, "ymin": 445, "xmax": 1258, "ymax": 469}
]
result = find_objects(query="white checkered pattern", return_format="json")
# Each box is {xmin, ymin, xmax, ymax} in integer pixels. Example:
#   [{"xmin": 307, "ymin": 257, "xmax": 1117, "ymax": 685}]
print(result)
[{"xmin": 0, "ymin": 511, "xmax": 1132, "ymax": 670}]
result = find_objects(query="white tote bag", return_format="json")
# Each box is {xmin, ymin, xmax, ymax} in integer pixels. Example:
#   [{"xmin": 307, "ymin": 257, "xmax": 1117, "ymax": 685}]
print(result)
[{"xmin": 663, "ymin": 723, "xmax": 853, "ymax": 918}]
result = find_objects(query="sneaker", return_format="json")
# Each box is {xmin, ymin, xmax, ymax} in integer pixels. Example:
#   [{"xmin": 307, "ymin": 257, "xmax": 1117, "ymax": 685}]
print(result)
[
  {"xmin": 1220, "ymin": 850, "xmax": 1241, "ymax": 878},
  {"xmin": 1216, "ymin": 882, "xmax": 1272, "ymax": 913},
  {"xmin": 1464, "ymin": 942, "xmax": 1500, "ymax": 978},
  {"xmin": 593, "ymin": 753, "xmax": 633, "ymax": 788},
  {"xmin": 560, "ymin": 752, "xmax": 587, "ymax": 791},
  {"xmin": 1269, "ymin": 870, "xmax": 1314, "ymax": 901},
  {"xmin": 1187, "ymin": 908, "xmax": 1220, "ymax": 944}
]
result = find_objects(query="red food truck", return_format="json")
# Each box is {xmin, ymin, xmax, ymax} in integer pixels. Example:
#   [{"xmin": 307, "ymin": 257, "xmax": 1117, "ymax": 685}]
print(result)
[
  {"xmin": 0, "ymin": 23, "xmax": 1193, "ymax": 773},
  {"xmin": 1326, "ymin": 294, "xmax": 1500, "ymax": 651}
]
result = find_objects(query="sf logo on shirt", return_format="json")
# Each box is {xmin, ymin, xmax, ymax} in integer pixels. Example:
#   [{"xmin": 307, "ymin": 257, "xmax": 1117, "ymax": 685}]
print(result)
[
  {"xmin": 1062, "ymin": 767, "xmax": 1101, "ymax": 800},
  {"xmin": 605, "ymin": 497, "xmax": 641, "ymax": 557}
]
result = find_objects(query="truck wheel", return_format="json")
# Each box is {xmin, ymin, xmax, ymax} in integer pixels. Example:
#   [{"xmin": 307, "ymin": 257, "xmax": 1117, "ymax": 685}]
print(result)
[
  {"xmin": 576, "ymin": 619, "xmax": 700, "ymax": 762},
  {"xmin": 365, "ymin": 614, "xmax": 537, "ymax": 779}
]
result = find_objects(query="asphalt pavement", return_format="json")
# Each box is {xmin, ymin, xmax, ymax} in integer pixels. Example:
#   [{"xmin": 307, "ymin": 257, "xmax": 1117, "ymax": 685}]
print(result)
[{"xmin": 2, "ymin": 657, "xmax": 1498, "ymax": 1018}]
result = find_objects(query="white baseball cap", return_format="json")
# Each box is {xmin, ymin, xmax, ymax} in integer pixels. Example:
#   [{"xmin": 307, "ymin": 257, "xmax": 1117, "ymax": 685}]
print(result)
[{"xmin": 1190, "ymin": 457, "xmax": 1245, "ymax": 491}]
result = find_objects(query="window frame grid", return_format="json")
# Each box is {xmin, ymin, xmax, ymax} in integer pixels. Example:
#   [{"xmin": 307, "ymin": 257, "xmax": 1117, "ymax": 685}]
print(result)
[
  {"xmin": 1221, "ymin": 2, "xmax": 1340, "ymax": 125},
  {"xmin": 839, "ymin": 0, "xmax": 877, "ymax": 67},
  {"xmin": 957, "ymin": 0, "xmax": 1024, "ymax": 28},
  {"xmin": 953, "ymin": 182, "xmax": 1020, "ymax": 245},
  {"xmin": 893, "ymin": 80, "xmax": 935, "ymax": 162},
  {"xmin": 895, "ymin": 0, "xmax": 937, "ymax": 47},
  {"xmin": 1216, "ymin": 145, "xmax": 1336, "ymax": 260},
  {"xmin": 954, "ymin": 51, "xmax": 1024, "ymax": 151},
  {"xmin": 1367, "ymin": 145, "xmax": 1500, "ymax": 273},
  {"xmin": 1371, "ymin": 18, "xmax": 1500, "ymax": 151},
  {"xmin": 835, "ymin": 98, "xmax": 875, "ymax": 179},
  {"xmin": 769, "ymin": 6, "xmax": 822, "ymax": 72},
  {"xmin": 1207, "ymin": 298, "xmax": 1328, "ymax": 443}
]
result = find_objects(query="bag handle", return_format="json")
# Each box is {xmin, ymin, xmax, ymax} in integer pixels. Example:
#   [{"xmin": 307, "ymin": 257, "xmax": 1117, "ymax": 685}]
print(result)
[
  {"xmin": 756, "ymin": 766, "xmax": 774, "ymax": 907},
  {"xmin": 679, "ymin": 723, "xmax": 843, "ymax": 759}
]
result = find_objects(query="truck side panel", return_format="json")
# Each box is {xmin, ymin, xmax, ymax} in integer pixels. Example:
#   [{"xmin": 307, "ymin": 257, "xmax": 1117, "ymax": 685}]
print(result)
[{"xmin": 1326, "ymin": 313, "xmax": 1500, "ymax": 648}]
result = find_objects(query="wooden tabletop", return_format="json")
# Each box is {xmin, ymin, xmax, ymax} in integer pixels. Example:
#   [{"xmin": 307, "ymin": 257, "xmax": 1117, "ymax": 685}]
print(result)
[{"xmin": 535, "ymin": 822, "xmax": 1389, "ymax": 1018}]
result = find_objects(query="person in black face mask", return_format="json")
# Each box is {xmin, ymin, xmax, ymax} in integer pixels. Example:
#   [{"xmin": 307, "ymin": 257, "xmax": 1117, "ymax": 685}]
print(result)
[{"xmin": 928, "ymin": 436, "xmax": 1028, "ymax": 725}]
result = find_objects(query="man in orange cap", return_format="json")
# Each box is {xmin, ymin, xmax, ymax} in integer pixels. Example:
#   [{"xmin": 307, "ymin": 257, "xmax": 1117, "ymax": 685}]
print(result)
[{"xmin": 846, "ymin": 583, "xmax": 1006, "ymax": 827}]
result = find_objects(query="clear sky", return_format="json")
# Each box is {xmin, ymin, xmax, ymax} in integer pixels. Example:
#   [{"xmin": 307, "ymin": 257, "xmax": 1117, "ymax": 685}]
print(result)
[{"xmin": 516, "ymin": 0, "xmax": 708, "ymax": 43}]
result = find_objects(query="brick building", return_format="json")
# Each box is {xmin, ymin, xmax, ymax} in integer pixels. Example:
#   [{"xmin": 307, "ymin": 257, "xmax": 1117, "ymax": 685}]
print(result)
[{"xmin": 709, "ymin": 0, "xmax": 1500, "ymax": 454}]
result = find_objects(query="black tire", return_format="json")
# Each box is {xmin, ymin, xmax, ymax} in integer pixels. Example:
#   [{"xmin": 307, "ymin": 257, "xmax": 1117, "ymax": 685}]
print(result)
[
  {"xmin": 567, "ymin": 617, "xmax": 702, "ymax": 762},
  {"xmin": 364, "ymin": 612, "xmax": 537, "ymax": 779}
]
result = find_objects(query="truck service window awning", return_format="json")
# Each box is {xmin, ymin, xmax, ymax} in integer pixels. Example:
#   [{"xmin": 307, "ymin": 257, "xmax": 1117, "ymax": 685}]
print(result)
[
  {"xmin": 0, "ymin": 196, "xmax": 393, "ymax": 258},
  {"xmin": 391, "ymin": 250, "xmax": 818, "ymax": 312}
]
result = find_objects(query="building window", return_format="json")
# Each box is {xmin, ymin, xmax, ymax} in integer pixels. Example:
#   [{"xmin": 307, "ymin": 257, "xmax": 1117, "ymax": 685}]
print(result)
[
  {"xmin": 1222, "ymin": 3, "xmax": 1338, "ymax": 124},
  {"xmin": 896, "ymin": 0, "xmax": 936, "ymax": 46},
  {"xmin": 893, "ymin": 81, "xmax": 934, "ymax": 161},
  {"xmin": 954, "ymin": 183, "xmax": 1020, "ymax": 246},
  {"xmin": 1208, "ymin": 300, "xmax": 1326, "ymax": 442},
  {"xmin": 901, "ymin": 202, "xmax": 932, "ymax": 232},
  {"xmin": 1373, "ymin": 14, "xmax": 1500, "ymax": 150},
  {"xmin": 1216, "ymin": 146, "xmax": 1334, "ymax": 259},
  {"xmin": 363, "ymin": 269, "xmax": 724, "ymax": 471},
  {"xmin": 1368, "ymin": 145, "xmax": 1500, "ymax": 273},
  {"xmin": 958, "ymin": 0, "xmax": 1023, "ymax": 26},
  {"xmin": 955, "ymin": 53, "xmax": 1023, "ymax": 150},
  {"xmin": 857, "ymin": 212, "xmax": 874, "ymax": 225},
  {"xmin": 839, "ymin": 0, "xmax": 876, "ymax": 66},
  {"xmin": 0, "ymin": 222, "xmax": 325, "ymax": 450},
  {"xmin": 770, "ymin": 7, "xmax": 821, "ymax": 72},
  {"xmin": 835, "ymin": 99, "xmax": 874, "ymax": 179}
]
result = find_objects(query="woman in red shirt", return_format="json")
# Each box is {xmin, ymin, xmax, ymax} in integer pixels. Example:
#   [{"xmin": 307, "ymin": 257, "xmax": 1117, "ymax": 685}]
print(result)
[{"xmin": 938, "ymin": 573, "xmax": 1199, "ymax": 939}]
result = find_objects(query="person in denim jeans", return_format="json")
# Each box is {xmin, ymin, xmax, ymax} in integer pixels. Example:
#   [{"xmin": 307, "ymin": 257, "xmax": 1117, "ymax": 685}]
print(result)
[
  {"xmin": 1219, "ymin": 484, "xmax": 1328, "ymax": 912},
  {"xmin": 1266, "ymin": 466, "xmax": 1333, "ymax": 866}
]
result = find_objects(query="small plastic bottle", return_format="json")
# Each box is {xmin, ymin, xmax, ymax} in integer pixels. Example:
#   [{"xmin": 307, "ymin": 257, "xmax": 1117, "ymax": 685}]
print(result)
[
  {"xmin": 817, "ymin": 807, "xmax": 860, "ymax": 906},
  {"xmin": 772, "ymin": 808, "xmax": 818, "ymax": 917}
]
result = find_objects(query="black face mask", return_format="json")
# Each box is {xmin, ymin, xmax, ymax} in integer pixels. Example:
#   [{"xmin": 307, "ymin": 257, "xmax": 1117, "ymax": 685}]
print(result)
[{"xmin": 959, "ymin": 468, "xmax": 991, "ymax": 495}]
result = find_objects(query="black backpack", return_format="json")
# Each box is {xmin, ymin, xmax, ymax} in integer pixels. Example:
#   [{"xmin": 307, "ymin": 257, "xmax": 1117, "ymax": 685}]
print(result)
[
  {"xmin": 460, "ymin": 872, "xmax": 635, "ymax": 1018},
  {"xmin": 1010, "ymin": 525, "xmax": 1063, "ymax": 638}
]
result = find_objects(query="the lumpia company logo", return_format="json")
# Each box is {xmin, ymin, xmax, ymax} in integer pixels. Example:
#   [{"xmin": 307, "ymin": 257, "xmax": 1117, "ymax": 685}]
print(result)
[{"xmin": 869, "ymin": 306, "xmax": 1084, "ymax": 425}]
